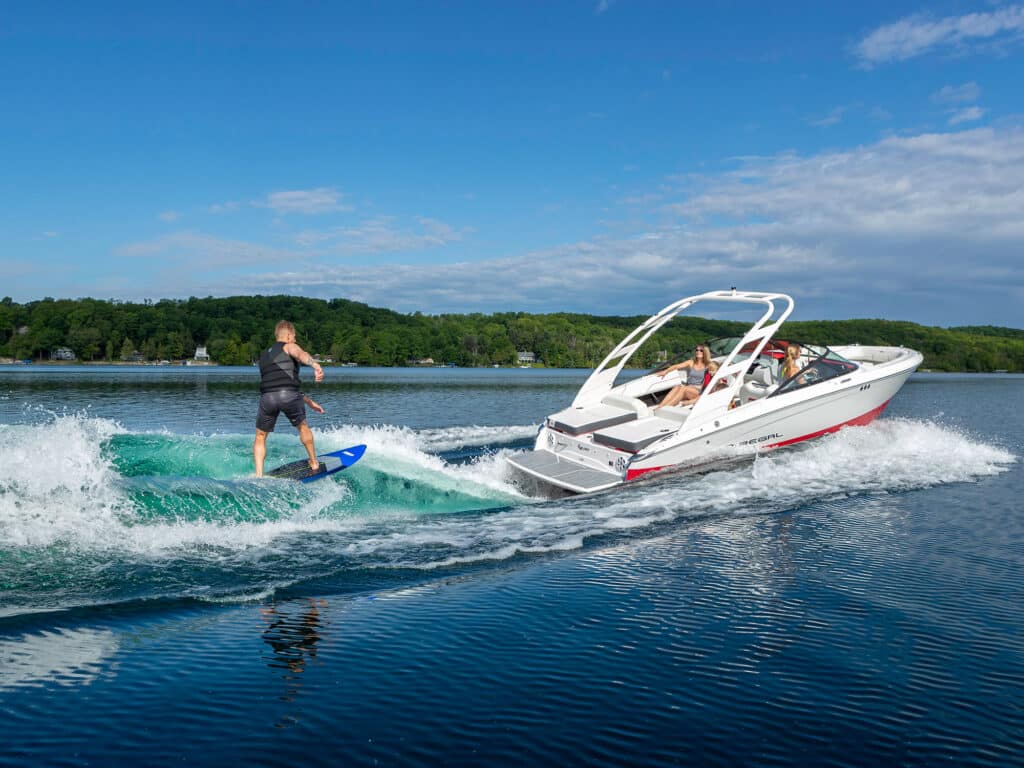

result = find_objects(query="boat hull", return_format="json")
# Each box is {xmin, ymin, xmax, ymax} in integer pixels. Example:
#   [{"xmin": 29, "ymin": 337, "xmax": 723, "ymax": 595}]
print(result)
[{"xmin": 625, "ymin": 369, "xmax": 908, "ymax": 480}]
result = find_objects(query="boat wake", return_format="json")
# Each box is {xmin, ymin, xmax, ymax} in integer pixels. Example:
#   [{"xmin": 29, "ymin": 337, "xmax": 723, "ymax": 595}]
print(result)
[{"xmin": 0, "ymin": 412, "xmax": 1014, "ymax": 618}]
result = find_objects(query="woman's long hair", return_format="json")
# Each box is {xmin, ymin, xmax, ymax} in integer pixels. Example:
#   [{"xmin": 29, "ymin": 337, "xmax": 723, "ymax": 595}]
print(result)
[{"xmin": 782, "ymin": 344, "xmax": 802, "ymax": 379}]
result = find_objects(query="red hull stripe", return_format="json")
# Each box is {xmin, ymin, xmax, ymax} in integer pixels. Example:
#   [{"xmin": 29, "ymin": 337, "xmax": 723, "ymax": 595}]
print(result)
[
  {"xmin": 626, "ymin": 466, "xmax": 660, "ymax": 481},
  {"xmin": 624, "ymin": 399, "xmax": 892, "ymax": 482},
  {"xmin": 765, "ymin": 398, "xmax": 891, "ymax": 449}
]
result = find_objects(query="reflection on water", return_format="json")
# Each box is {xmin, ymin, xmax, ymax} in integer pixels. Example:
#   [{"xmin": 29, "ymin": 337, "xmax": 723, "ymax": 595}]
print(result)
[
  {"xmin": 0, "ymin": 626, "xmax": 119, "ymax": 690},
  {"xmin": 261, "ymin": 598, "xmax": 328, "ymax": 726}
]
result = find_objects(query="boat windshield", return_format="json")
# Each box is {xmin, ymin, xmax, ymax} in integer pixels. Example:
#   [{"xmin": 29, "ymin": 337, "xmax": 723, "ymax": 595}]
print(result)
[
  {"xmin": 650, "ymin": 336, "xmax": 859, "ymax": 396},
  {"xmin": 772, "ymin": 345, "xmax": 859, "ymax": 396}
]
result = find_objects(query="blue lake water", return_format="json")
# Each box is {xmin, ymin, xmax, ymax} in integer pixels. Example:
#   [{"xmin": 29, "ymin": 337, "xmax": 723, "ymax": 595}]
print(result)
[{"xmin": 1, "ymin": 366, "xmax": 1021, "ymax": 766}]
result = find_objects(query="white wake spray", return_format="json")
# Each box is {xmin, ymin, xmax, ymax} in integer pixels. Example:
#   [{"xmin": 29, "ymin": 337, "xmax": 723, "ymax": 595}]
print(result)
[
  {"xmin": 0, "ymin": 415, "xmax": 1014, "ymax": 566},
  {"xmin": 313, "ymin": 422, "xmax": 537, "ymax": 498},
  {"xmin": 0, "ymin": 416, "xmax": 130, "ymax": 547},
  {"xmin": 348, "ymin": 417, "xmax": 1016, "ymax": 569}
]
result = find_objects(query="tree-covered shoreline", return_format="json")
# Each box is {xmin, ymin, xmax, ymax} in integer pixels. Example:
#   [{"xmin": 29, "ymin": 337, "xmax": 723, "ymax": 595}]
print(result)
[{"xmin": 1, "ymin": 295, "xmax": 1021, "ymax": 372}]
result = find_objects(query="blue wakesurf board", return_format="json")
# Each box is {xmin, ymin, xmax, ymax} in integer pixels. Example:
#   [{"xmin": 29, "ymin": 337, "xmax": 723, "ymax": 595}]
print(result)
[{"xmin": 266, "ymin": 444, "xmax": 366, "ymax": 483}]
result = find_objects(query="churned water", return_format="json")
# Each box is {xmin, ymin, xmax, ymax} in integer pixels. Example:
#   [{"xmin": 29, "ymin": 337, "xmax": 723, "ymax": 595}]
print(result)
[{"xmin": 0, "ymin": 367, "xmax": 1021, "ymax": 766}]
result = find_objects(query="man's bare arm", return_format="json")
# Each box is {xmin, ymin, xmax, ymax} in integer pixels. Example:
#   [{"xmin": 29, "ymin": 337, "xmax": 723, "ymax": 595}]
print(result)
[{"xmin": 283, "ymin": 342, "xmax": 325, "ymax": 382}]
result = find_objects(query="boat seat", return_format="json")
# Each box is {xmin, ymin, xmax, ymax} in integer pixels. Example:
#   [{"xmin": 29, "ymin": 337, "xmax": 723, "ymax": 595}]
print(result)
[
  {"xmin": 592, "ymin": 416, "xmax": 678, "ymax": 453},
  {"xmin": 548, "ymin": 403, "xmax": 638, "ymax": 436},
  {"xmin": 651, "ymin": 404, "xmax": 692, "ymax": 424},
  {"xmin": 740, "ymin": 364, "xmax": 777, "ymax": 402}
]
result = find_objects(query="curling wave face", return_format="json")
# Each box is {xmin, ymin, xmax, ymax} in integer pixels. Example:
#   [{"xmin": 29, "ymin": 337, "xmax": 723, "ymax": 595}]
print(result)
[{"xmin": 0, "ymin": 412, "xmax": 1014, "ymax": 618}]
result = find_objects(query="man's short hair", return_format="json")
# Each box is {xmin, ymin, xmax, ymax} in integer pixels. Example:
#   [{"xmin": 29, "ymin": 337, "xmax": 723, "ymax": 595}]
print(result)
[{"xmin": 275, "ymin": 320, "xmax": 295, "ymax": 337}]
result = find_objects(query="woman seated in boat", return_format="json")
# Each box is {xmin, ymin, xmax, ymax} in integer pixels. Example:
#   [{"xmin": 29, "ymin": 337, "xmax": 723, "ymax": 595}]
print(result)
[
  {"xmin": 654, "ymin": 344, "xmax": 710, "ymax": 409},
  {"xmin": 677, "ymin": 361, "xmax": 730, "ymax": 407},
  {"xmin": 781, "ymin": 344, "xmax": 805, "ymax": 382}
]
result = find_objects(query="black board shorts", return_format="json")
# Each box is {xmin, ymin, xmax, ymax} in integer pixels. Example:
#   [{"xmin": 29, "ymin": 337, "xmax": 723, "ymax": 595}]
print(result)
[{"xmin": 256, "ymin": 389, "xmax": 307, "ymax": 432}]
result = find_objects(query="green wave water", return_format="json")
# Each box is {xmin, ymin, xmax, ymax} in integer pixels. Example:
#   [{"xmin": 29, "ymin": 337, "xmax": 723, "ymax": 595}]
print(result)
[{"xmin": 108, "ymin": 431, "xmax": 518, "ymax": 525}]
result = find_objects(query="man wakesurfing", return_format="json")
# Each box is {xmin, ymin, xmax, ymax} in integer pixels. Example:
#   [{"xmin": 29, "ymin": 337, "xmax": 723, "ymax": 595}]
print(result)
[{"xmin": 253, "ymin": 320, "xmax": 325, "ymax": 478}]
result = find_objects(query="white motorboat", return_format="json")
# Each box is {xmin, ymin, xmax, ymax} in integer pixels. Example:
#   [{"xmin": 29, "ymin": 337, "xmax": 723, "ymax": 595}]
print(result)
[{"xmin": 507, "ymin": 289, "xmax": 923, "ymax": 494}]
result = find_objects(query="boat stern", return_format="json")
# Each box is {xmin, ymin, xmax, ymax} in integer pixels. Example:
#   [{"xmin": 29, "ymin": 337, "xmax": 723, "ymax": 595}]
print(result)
[
  {"xmin": 506, "ymin": 446, "xmax": 624, "ymax": 494},
  {"xmin": 506, "ymin": 420, "xmax": 632, "ymax": 494}
]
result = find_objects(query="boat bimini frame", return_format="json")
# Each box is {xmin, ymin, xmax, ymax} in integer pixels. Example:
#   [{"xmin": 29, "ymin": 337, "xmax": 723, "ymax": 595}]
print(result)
[{"xmin": 573, "ymin": 289, "xmax": 793, "ymax": 431}]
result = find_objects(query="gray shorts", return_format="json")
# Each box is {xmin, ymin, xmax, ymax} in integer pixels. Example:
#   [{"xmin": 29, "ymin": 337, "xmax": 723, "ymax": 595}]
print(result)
[{"xmin": 256, "ymin": 389, "xmax": 307, "ymax": 432}]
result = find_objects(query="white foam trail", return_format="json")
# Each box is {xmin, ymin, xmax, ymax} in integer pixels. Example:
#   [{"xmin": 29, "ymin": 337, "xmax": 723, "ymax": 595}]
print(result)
[
  {"xmin": 315, "ymin": 423, "xmax": 533, "ymax": 499},
  {"xmin": 0, "ymin": 416, "xmax": 132, "ymax": 547},
  {"xmin": 0, "ymin": 416, "xmax": 1014, "ymax": 567},
  {"xmin": 118, "ymin": 495, "xmax": 357, "ymax": 555},
  {"xmin": 414, "ymin": 424, "xmax": 538, "ymax": 451},
  {"xmin": 745, "ymin": 418, "xmax": 1014, "ymax": 500},
  {"xmin": 0, "ymin": 415, "xmax": 536, "ymax": 557},
  {"xmin": 355, "ymin": 418, "xmax": 1015, "ymax": 569}
]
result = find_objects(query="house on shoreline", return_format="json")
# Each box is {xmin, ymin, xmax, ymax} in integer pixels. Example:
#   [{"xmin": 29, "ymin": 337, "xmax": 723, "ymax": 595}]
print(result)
[{"xmin": 186, "ymin": 345, "xmax": 214, "ymax": 366}]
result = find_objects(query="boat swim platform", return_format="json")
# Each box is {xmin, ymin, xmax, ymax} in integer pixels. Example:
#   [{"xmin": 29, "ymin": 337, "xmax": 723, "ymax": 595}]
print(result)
[{"xmin": 507, "ymin": 449, "xmax": 622, "ymax": 493}]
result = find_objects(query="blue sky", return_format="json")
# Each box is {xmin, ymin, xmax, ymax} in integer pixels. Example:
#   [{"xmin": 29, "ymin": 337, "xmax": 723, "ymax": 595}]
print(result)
[{"xmin": 2, "ymin": 1, "xmax": 1023, "ymax": 326}]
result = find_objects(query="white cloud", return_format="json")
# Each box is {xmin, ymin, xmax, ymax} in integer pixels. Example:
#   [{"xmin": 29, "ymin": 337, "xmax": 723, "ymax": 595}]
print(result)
[
  {"xmin": 221, "ymin": 127, "xmax": 1024, "ymax": 324},
  {"xmin": 94, "ymin": 127, "xmax": 1024, "ymax": 326},
  {"xmin": 158, "ymin": 210, "xmax": 180, "ymax": 222},
  {"xmin": 208, "ymin": 188, "xmax": 353, "ymax": 216},
  {"xmin": 294, "ymin": 216, "xmax": 467, "ymax": 252},
  {"xmin": 948, "ymin": 106, "xmax": 986, "ymax": 125},
  {"xmin": 595, "ymin": 0, "xmax": 614, "ymax": 15},
  {"xmin": 621, "ymin": 191, "xmax": 665, "ymax": 207},
  {"xmin": 809, "ymin": 106, "xmax": 847, "ymax": 128},
  {"xmin": 254, "ymin": 187, "xmax": 352, "ymax": 215},
  {"xmin": 855, "ymin": 4, "xmax": 1024, "ymax": 65},
  {"xmin": 116, "ymin": 231, "xmax": 296, "ymax": 269},
  {"xmin": 220, "ymin": 233, "xmax": 850, "ymax": 319},
  {"xmin": 932, "ymin": 81, "xmax": 981, "ymax": 104},
  {"xmin": 670, "ymin": 128, "xmax": 1024, "ymax": 239}
]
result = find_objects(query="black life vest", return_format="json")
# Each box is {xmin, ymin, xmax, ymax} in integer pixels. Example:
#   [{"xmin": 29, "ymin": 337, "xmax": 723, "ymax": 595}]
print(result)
[{"xmin": 259, "ymin": 342, "xmax": 300, "ymax": 393}]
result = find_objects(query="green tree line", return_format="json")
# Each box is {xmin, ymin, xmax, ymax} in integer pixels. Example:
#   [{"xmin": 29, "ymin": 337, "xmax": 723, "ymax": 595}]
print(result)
[{"xmin": 0, "ymin": 295, "xmax": 1021, "ymax": 372}]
